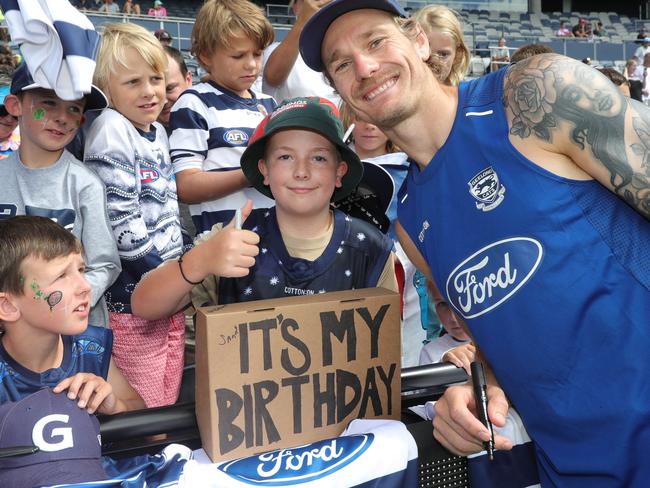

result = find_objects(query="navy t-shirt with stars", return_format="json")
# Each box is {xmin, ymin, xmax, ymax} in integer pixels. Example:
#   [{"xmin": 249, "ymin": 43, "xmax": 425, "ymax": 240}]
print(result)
[{"xmin": 218, "ymin": 208, "xmax": 393, "ymax": 304}]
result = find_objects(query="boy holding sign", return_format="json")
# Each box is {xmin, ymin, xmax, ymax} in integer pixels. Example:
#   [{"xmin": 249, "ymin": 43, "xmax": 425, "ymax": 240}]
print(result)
[{"xmin": 132, "ymin": 97, "xmax": 396, "ymax": 317}]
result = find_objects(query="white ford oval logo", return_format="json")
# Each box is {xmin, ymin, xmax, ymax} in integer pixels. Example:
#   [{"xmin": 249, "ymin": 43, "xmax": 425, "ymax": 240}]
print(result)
[
  {"xmin": 446, "ymin": 237, "xmax": 543, "ymax": 319},
  {"xmin": 218, "ymin": 434, "xmax": 373, "ymax": 485}
]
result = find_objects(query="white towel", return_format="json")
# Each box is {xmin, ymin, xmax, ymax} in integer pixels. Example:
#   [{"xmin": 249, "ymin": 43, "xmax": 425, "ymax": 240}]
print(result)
[{"xmin": 0, "ymin": 0, "xmax": 99, "ymax": 101}]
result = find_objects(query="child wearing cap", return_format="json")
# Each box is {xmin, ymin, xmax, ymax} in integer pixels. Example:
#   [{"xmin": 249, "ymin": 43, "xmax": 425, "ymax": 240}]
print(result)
[
  {"xmin": 0, "ymin": 216, "xmax": 144, "ymax": 413},
  {"xmin": 84, "ymin": 23, "xmax": 185, "ymax": 407},
  {"xmin": 168, "ymin": 0, "xmax": 276, "ymax": 236},
  {"xmin": 0, "ymin": 62, "xmax": 120, "ymax": 330},
  {"xmin": 132, "ymin": 97, "xmax": 397, "ymax": 319}
]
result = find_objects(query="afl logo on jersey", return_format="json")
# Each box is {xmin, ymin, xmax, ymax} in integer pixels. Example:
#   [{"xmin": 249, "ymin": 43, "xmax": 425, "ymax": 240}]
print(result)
[
  {"xmin": 140, "ymin": 169, "xmax": 159, "ymax": 183},
  {"xmin": 446, "ymin": 237, "xmax": 543, "ymax": 319},
  {"xmin": 224, "ymin": 129, "xmax": 249, "ymax": 145},
  {"xmin": 217, "ymin": 435, "xmax": 373, "ymax": 485},
  {"xmin": 468, "ymin": 166, "xmax": 505, "ymax": 212}
]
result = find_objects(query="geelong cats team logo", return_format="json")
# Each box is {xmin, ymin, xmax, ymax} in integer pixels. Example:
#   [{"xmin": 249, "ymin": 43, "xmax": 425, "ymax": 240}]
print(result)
[{"xmin": 468, "ymin": 166, "xmax": 505, "ymax": 211}]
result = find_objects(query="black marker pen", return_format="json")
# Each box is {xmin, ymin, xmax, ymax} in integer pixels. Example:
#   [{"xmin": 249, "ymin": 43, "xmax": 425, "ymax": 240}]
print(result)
[
  {"xmin": 471, "ymin": 361, "xmax": 495, "ymax": 460},
  {"xmin": 0, "ymin": 445, "xmax": 39, "ymax": 458}
]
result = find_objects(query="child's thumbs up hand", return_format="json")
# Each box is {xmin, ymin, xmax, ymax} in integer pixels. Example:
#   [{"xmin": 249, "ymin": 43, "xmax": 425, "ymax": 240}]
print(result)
[{"xmin": 203, "ymin": 200, "xmax": 259, "ymax": 278}]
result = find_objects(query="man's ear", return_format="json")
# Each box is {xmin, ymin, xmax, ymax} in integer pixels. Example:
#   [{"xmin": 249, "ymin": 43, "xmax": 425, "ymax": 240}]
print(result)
[
  {"xmin": 258, "ymin": 159, "xmax": 270, "ymax": 185},
  {"xmin": 413, "ymin": 22, "xmax": 431, "ymax": 62},
  {"xmin": 0, "ymin": 293, "xmax": 20, "ymax": 323},
  {"xmin": 3, "ymin": 94, "xmax": 22, "ymax": 118},
  {"xmin": 335, "ymin": 161, "xmax": 348, "ymax": 188}
]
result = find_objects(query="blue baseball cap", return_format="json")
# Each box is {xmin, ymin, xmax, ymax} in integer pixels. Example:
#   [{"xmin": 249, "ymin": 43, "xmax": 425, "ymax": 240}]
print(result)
[
  {"xmin": 0, "ymin": 388, "xmax": 108, "ymax": 486},
  {"xmin": 299, "ymin": 0, "xmax": 407, "ymax": 72},
  {"xmin": 10, "ymin": 63, "xmax": 108, "ymax": 112}
]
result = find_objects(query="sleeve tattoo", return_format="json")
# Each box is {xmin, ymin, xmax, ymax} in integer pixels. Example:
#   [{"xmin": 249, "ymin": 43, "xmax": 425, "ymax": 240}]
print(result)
[{"xmin": 503, "ymin": 54, "xmax": 650, "ymax": 219}]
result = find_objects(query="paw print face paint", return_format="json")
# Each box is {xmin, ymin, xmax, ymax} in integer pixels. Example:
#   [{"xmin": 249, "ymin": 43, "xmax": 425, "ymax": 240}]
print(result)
[{"xmin": 33, "ymin": 107, "xmax": 46, "ymax": 120}]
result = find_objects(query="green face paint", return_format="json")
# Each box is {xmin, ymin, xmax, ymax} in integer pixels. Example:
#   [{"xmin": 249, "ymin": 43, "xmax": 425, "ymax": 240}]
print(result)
[
  {"xmin": 30, "ymin": 280, "xmax": 47, "ymax": 301},
  {"xmin": 33, "ymin": 108, "xmax": 46, "ymax": 120}
]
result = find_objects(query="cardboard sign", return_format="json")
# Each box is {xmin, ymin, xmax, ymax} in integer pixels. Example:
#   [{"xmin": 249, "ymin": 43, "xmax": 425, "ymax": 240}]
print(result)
[{"xmin": 195, "ymin": 288, "xmax": 401, "ymax": 462}]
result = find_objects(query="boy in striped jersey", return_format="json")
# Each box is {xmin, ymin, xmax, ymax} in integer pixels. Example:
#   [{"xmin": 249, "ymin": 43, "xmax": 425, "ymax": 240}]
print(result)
[{"xmin": 169, "ymin": 0, "xmax": 277, "ymax": 236}]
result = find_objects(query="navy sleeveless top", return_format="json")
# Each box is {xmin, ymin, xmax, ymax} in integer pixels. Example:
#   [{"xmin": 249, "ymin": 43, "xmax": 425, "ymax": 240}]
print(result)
[{"xmin": 399, "ymin": 67, "xmax": 650, "ymax": 486}]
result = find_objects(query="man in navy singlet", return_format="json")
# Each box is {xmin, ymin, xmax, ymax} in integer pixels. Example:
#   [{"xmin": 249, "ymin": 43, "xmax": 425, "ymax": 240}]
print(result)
[{"xmin": 300, "ymin": 1, "xmax": 650, "ymax": 486}]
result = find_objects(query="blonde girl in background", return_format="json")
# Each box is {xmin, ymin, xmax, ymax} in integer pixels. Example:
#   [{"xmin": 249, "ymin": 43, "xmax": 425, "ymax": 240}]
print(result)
[{"xmin": 413, "ymin": 5, "xmax": 470, "ymax": 86}]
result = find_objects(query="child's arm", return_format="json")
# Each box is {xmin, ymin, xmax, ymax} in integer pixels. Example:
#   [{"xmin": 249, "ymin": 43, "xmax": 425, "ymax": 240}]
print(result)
[
  {"xmin": 52, "ymin": 359, "xmax": 145, "ymax": 414},
  {"xmin": 78, "ymin": 171, "xmax": 122, "ymax": 310},
  {"xmin": 131, "ymin": 200, "xmax": 259, "ymax": 320},
  {"xmin": 175, "ymin": 168, "xmax": 249, "ymax": 204},
  {"xmin": 168, "ymin": 92, "xmax": 249, "ymax": 204},
  {"xmin": 441, "ymin": 343, "xmax": 476, "ymax": 376}
]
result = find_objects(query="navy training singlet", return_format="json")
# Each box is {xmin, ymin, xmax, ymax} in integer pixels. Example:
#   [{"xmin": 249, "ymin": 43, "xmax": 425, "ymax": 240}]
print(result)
[{"xmin": 398, "ymin": 67, "xmax": 650, "ymax": 486}]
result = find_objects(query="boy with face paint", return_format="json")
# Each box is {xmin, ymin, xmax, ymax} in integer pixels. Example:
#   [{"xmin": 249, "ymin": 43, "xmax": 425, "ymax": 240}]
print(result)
[
  {"xmin": 0, "ymin": 216, "xmax": 144, "ymax": 413},
  {"xmin": 0, "ymin": 63, "xmax": 121, "ymax": 330}
]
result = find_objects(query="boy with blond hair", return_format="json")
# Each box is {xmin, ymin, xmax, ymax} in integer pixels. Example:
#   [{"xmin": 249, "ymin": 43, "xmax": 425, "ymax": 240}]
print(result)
[
  {"xmin": 84, "ymin": 23, "xmax": 185, "ymax": 407},
  {"xmin": 0, "ymin": 216, "xmax": 144, "ymax": 413},
  {"xmin": 0, "ymin": 63, "xmax": 120, "ymax": 330},
  {"xmin": 132, "ymin": 97, "xmax": 396, "ymax": 319},
  {"xmin": 168, "ymin": 0, "xmax": 277, "ymax": 236}
]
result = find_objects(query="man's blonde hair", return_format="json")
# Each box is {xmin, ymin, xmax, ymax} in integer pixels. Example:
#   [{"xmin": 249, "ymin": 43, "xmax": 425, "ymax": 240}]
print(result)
[
  {"xmin": 191, "ymin": 0, "xmax": 274, "ymax": 69},
  {"xmin": 412, "ymin": 5, "xmax": 469, "ymax": 86},
  {"xmin": 94, "ymin": 23, "xmax": 167, "ymax": 99}
]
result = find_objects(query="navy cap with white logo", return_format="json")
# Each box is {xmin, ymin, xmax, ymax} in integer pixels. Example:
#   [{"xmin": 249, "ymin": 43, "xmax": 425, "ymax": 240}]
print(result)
[
  {"xmin": 0, "ymin": 388, "xmax": 108, "ymax": 486},
  {"xmin": 299, "ymin": 0, "xmax": 407, "ymax": 72}
]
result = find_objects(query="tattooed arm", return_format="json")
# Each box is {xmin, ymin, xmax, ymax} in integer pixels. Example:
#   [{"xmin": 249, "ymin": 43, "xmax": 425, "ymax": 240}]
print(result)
[{"xmin": 503, "ymin": 53, "xmax": 650, "ymax": 220}]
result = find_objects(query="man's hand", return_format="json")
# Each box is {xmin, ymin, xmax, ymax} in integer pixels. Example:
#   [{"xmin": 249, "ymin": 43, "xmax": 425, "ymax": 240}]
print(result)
[
  {"xmin": 433, "ymin": 383, "xmax": 513, "ymax": 456},
  {"xmin": 53, "ymin": 373, "xmax": 118, "ymax": 415}
]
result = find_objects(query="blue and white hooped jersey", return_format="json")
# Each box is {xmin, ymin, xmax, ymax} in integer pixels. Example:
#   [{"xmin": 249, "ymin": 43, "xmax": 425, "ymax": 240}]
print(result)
[
  {"xmin": 218, "ymin": 208, "xmax": 393, "ymax": 304},
  {"xmin": 398, "ymin": 67, "xmax": 650, "ymax": 486},
  {"xmin": 0, "ymin": 326, "xmax": 112, "ymax": 403},
  {"xmin": 168, "ymin": 81, "xmax": 276, "ymax": 234},
  {"xmin": 85, "ymin": 109, "xmax": 183, "ymax": 314}
]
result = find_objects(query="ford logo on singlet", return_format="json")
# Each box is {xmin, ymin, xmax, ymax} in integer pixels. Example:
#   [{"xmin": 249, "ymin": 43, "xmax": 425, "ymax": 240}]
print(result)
[
  {"xmin": 445, "ymin": 237, "xmax": 543, "ymax": 319},
  {"xmin": 217, "ymin": 435, "xmax": 373, "ymax": 485}
]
